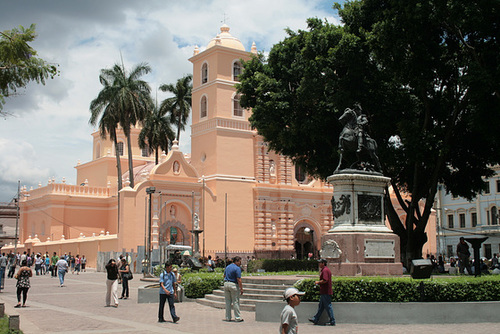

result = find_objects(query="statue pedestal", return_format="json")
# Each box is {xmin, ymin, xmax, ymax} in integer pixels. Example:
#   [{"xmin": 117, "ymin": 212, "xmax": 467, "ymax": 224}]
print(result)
[
  {"xmin": 322, "ymin": 172, "xmax": 402, "ymax": 276},
  {"xmin": 190, "ymin": 229, "xmax": 203, "ymax": 258}
]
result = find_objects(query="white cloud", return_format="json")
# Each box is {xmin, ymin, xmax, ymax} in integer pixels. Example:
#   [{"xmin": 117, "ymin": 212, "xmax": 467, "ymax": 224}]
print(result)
[
  {"xmin": 0, "ymin": 0, "xmax": 343, "ymax": 201},
  {"xmin": 0, "ymin": 139, "xmax": 51, "ymax": 196}
]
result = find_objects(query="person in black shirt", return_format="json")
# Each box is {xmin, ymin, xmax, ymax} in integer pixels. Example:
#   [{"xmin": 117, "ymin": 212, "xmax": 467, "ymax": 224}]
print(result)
[
  {"xmin": 456, "ymin": 237, "xmax": 472, "ymax": 275},
  {"xmin": 105, "ymin": 259, "xmax": 119, "ymax": 307}
]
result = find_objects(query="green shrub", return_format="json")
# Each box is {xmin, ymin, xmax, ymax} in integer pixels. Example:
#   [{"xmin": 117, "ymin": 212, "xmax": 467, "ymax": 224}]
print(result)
[
  {"xmin": 183, "ymin": 272, "xmax": 224, "ymax": 298},
  {"xmin": 247, "ymin": 259, "xmax": 262, "ymax": 273},
  {"xmin": 293, "ymin": 276, "xmax": 500, "ymax": 302},
  {"xmin": 153, "ymin": 264, "xmax": 183, "ymax": 277},
  {"xmin": 248, "ymin": 259, "xmax": 317, "ymax": 272}
]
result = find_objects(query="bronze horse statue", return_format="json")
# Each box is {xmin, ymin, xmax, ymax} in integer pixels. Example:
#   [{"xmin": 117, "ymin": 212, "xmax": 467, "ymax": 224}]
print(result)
[{"xmin": 335, "ymin": 107, "xmax": 382, "ymax": 173}]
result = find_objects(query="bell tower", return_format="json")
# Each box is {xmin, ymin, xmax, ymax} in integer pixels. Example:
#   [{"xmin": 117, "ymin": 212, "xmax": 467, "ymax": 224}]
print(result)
[{"xmin": 189, "ymin": 24, "xmax": 258, "ymax": 179}]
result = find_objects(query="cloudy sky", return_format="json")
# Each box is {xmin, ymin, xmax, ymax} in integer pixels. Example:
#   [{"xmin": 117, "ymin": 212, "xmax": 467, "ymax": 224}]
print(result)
[{"xmin": 0, "ymin": 0, "xmax": 343, "ymax": 202}]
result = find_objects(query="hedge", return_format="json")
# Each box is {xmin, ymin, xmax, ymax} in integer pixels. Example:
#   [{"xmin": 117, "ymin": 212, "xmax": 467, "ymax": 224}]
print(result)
[
  {"xmin": 294, "ymin": 276, "xmax": 500, "ymax": 302},
  {"xmin": 247, "ymin": 259, "xmax": 318, "ymax": 273},
  {"xmin": 182, "ymin": 272, "xmax": 224, "ymax": 298}
]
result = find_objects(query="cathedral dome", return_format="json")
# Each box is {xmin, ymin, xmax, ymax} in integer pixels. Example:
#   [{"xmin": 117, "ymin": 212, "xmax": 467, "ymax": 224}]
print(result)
[{"xmin": 206, "ymin": 24, "xmax": 245, "ymax": 51}]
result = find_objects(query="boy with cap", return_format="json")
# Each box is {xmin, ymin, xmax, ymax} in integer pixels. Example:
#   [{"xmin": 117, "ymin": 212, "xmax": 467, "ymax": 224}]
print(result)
[{"xmin": 280, "ymin": 287, "xmax": 305, "ymax": 334}]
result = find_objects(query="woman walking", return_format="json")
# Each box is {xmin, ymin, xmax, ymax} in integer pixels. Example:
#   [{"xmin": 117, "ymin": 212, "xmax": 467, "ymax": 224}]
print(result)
[
  {"xmin": 14, "ymin": 260, "xmax": 32, "ymax": 308},
  {"xmin": 105, "ymin": 259, "xmax": 119, "ymax": 307},
  {"xmin": 81, "ymin": 255, "xmax": 87, "ymax": 272},
  {"xmin": 118, "ymin": 258, "xmax": 130, "ymax": 299},
  {"xmin": 34, "ymin": 254, "xmax": 43, "ymax": 275},
  {"xmin": 75, "ymin": 255, "xmax": 81, "ymax": 275}
]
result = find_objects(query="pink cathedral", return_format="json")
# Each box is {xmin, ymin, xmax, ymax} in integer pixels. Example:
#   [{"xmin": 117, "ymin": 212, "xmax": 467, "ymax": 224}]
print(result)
[
  {"xmin": 4, "ymin": 25, "xmax": 437, "ymax": 268},
  {"xmin": 6, "ymin": 25, "xmax": 334, "ymax": 268}
]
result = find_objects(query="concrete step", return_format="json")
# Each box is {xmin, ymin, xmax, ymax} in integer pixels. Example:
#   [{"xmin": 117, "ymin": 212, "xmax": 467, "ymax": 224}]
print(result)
[
  {"xmin": 212, "ymin": 289, "xmax": 283, "ymax": 300},
  {"xmin": 196, "ymin": 275, "xmax": 310, "ymax": 311},
  {"xmin": 242, "ymin": 282, "xmax": 291, "ymax": 290},
  {"xmin": 242, "ymin": 288, "xmax": 283, "ymax": 296},
  {"xmin": 196, "ymin": 297, "xmax": 255, "ymax": 312},
  {"xmin": 205, "ymin": 293, "xmax": 262, "ymax": 305}
]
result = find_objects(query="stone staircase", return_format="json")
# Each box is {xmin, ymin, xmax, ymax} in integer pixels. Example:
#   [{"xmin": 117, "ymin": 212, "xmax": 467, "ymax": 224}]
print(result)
[{"xmin": 195, "ymin": 276, "xmax": 307, "ymax": 311}]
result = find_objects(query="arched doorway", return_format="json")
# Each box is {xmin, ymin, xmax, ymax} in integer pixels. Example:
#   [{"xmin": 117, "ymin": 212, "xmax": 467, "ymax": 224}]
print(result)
[
  {"xmin": 158, "ymin": 203, "xmax": 190, "ymax": 246},
  {"xmin": 294, "ymin": 226, "xmax": 316, "ymax": 260}
]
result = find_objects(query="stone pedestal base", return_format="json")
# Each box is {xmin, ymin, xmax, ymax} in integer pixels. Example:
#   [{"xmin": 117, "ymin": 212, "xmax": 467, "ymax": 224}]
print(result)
[{"xmin": 322, "ymin": 232, "xmax": 402, "ymax": 276}]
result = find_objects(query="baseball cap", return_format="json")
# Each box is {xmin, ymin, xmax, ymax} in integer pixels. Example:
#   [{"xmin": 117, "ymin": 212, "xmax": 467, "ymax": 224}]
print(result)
[{"xmin": 283, "ymin": 287, "xmax": 305, "ymax": 300}]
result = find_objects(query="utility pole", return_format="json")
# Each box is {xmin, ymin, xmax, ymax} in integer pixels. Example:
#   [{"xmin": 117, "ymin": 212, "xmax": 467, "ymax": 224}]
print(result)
[
  {"xmin": 224, "ymin": 193, "xmax": 227, "ymax": 267},
  {"xmin": 14, "ymin": 180, "xmax": 20, "ymax": 256}
]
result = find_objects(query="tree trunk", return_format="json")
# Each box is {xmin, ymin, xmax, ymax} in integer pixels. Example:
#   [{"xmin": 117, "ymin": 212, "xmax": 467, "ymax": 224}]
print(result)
[
  {"xmin": 126, "ymin": 132, "xmax": 135, "ymax": 188},
  {"xmin": 113, "ymin": 136, "xmax": 123, "ymax": 190},
  {"xmin": 113, "ymin": 135, "xmax": 122, "ymax": 235},
  {"xmin": 176, "ymin": 113, "xmax": 182, "ymax": 142}
]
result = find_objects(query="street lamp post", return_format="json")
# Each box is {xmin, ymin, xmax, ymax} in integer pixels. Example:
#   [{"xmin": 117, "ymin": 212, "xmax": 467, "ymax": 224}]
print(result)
[
  {"xmin": 202, "ymin": 176, "xmax": 205, "ymax": 259},
  {"xmin": 145, "ymin": 186, "xmax": 155, "ymax": 277},
  {"xmin": 14, "ymin": 180, "xmax": 20, "ymax": 256}
]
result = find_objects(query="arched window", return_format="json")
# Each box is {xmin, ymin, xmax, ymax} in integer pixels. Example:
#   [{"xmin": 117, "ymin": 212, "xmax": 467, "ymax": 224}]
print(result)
[
  {"xmin": 141, "ymin": 145, "xmax": 150, "ymax": 157},
  {"xmin": 233, "ymin": 61, "xmax": 242, "ymax": 82},
  {"xmin": 201, "ymin": 63, "xmax": 208, "ymax": 84},
  {"xmin": 492, "ymin": 206, "xmax": 498, "ymax": 225},
  {"xmin": 233, "ymin": 94, "xmax": 243, "ymax": 117},
  {"xmin": 200, "ymin": 95, "xmax": 207, "ymax": 118},
  {"xmin": 116, "ymin": 142, "xmax": 124, "ymax": 156},
  {"xmin": 295, "ymin": 165, "xmax": 306, "ymax": 183},
  {"xmin": 95, "ymin": 143, "xmax": 100, "ymax": 159}
]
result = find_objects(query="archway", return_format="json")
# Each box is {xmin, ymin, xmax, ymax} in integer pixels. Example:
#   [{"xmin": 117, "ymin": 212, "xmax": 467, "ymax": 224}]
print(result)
[
  {"xmin": 294, "ymin": 225, "xmax": 317, "ymax": 260},
  {"xmin": 158, "ymin": 201, "xmax": 191, "ymax": 247}
]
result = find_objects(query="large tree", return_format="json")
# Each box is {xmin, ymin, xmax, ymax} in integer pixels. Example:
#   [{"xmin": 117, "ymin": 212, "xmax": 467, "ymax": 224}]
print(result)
[
  {"xmin": 159, "ymin": 74, "xmax": 192, "ymax": 143},
  {"xmin": 139, "ymin": 104, "xmax": 175, "ymax": 165},
  {"xmin": 90, "ymin": 62, "xmax": 152, "ymax": 188},
  {"xmin": 0, "ymin": 24, "xmax": 58, "ymax": 116},
  {"xmin": 237, "ymin": 0, "xmax": 500, "ymax": 266}
]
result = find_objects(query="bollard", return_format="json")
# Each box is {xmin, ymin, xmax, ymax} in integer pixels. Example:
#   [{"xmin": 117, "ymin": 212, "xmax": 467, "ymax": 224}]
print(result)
[
  {"xmin": 0, "ymin": 303, "xmax": 4, "ymax": 317},
  {"xmin": 9, "ymin": 314, "xmax": 20, "ymax": 331}
]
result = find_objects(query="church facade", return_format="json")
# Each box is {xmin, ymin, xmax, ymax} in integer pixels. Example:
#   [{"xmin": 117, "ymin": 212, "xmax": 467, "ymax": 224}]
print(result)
[{"xmin": 6, "ymin": 25, "xmax": 335, "ymax": 267}]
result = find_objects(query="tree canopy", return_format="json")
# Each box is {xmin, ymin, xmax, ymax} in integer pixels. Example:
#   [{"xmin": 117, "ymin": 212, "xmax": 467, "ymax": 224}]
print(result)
[
  {"xmin": 90, "ymin": 62, "xmax": 152, "ymax": 189},
  {"xmin": 237, "ymin": 0, "xmax": 500, "ymax": 265},
  {"xmin": 139, "ymin": 104, "xmax": 175, "ymax": 165},
  {"xmin": 0, "ymin": 24, "xmax": 58, "ymax": 116},
  {"xmin": 159, "ymin": 74, "xmax": 192, "ymax": 143}
]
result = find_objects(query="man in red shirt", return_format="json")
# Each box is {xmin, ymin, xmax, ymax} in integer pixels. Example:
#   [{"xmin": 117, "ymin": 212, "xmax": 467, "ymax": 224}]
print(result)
[{"xmin": 309, "ymin": 259, "xmax": 335, "ymax": 326}]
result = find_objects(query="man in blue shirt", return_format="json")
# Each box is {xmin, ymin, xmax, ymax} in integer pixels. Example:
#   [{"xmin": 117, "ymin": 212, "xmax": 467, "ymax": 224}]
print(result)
[
  {"xmin": 158, "ymin": 261, "xmax": 180, "ymax": 323},
  {"xmin": 223, "ymin": 256, "xmax": 244, "ymax": 322}
]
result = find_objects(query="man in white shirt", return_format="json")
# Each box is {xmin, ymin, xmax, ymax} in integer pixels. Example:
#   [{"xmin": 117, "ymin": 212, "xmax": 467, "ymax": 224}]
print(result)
[{"xmin": 55, "ymin": 256, "xmax": 68, "ymax": 287}]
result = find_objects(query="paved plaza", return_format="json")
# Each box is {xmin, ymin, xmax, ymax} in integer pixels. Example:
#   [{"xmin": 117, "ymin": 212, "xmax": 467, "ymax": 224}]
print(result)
[{"xmin": 0, "ymin": 270, "xmax": 498, "ymax": 333}]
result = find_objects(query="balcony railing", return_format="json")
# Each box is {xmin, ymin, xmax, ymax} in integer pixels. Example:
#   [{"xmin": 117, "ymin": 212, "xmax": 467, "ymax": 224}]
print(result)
[{"xmin": 25, "ymin": 183, "xmax": 116, "ymax": 201}]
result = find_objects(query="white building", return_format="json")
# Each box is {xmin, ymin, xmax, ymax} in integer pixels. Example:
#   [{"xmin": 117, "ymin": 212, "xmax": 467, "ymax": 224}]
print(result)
[{"xmin": 436, "ymin": 166, "xmax": 500, "ymax": 259}]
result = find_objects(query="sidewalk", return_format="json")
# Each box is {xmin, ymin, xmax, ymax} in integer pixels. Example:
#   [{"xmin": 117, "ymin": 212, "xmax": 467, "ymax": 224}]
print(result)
[{"xmin": 0, "ymin": 270, "xmax": 498, "ymax": 333}]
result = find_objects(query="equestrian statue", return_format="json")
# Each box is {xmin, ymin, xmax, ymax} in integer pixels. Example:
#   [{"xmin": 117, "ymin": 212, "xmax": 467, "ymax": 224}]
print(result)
[{"xmin": 335, "ymin": 105, "xmax": 382, "ymax": 173}]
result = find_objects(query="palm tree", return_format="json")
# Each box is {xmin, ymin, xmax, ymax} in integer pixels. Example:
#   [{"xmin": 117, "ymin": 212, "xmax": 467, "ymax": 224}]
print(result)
[
  {"xmin": 90, "ymin": 62, "xmax": 152, "ymax": 188},
  {"xmin": 139, "ymin": 104, "xmax": 175, "ymax": 164},
  {"xmin": 159, "ymin": 74, "xmax": 192, "ymax": 143},
  {"xmin": 89, "ymin": 104, "xmax": 123, "ymax": 190}
]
